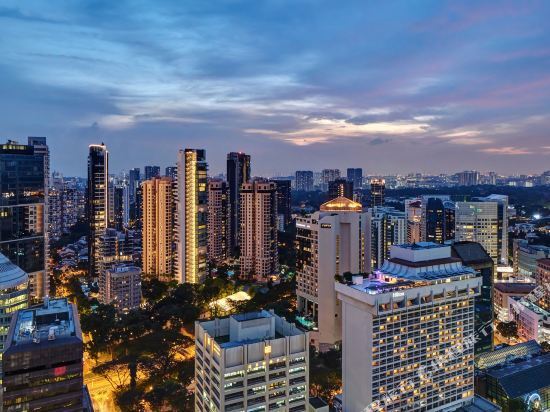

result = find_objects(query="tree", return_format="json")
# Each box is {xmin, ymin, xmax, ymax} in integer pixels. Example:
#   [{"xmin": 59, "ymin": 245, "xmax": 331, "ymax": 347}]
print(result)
[
  {"xmin": 497, "ymin": 321, "xmax": 518, "ymax": 342},
  {"xmin": 541, "ymin": 340, "xmax": 550, "ymax": 353}
]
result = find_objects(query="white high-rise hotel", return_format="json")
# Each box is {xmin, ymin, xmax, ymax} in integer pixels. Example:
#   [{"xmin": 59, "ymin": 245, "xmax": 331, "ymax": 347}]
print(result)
[
  {"xmin": 336, "ymin": 243, "xmax": 481, "ymax": 412},
  {"xmin": 295, "ymin": 197, "xmax": 370, "ymax": 351}
]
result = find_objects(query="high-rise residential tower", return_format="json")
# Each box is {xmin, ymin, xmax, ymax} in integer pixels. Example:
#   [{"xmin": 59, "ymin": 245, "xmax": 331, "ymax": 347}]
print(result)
[
  {"xmin": 370, "ymin": 206, "xmax": 407, "ymax": 270},
  {"xmin": 165, "ymin": 166, "xmax": 177, "ymax": 179},
  {"xmin": 100, "ymin": 264, "xmax": 142, "ymax": 313},
  {"xmin": 458, "ymin": 170, "xmax": 480, "ymax": 186},
  {"xmin": 207, "ymin": 180, "xmax": 229, "ymax": 265},
  {"xmin": 328, "ymin": 178, "xmax": 354, "ymax": 200},
  {"xmin": 142, "ymin": 177, "xmax": 175, "ymax": 279},
  {"xmin": 239, "ymin": 181, "xmax": 278, "ymax": 281},
  {"xmin": 405, "ymin": 198, "xmax": 422, "ymax": 243},
  {"xmin": 176, "ymin": 149, "xmax": 208, "ymax": 284},
  {"xmin": 295, "ymin": 197, "xmax": 370, "ymax": 351},
  {"xmin": 0, "ymin": 140, "xmax": 48, "ymax": 299},
  {"xmin": 369, "ymin": 178, "xmax": 385, "ymax": 207},
  {"xmin": 321, "ymin": 169, "xmax": 340, "ymax": 191},
  {"xmin": 272, "ymin": 179, "xmax": 292, "ymax": 231},
  {"xmin": 295, "ymin": 170, "xmax": 314, "ymax": 192},
  {"xmin": 144, "ymin": 165, "xmax": 160, "ymax": 180},
  {"xmin": 346, "ymin": 167, "xmax": 363, "ymax": 190},
  {"xmin": 336, "ymin": 243, "xmax": 481, "ymax": 412},
  {"xmin": 128, "ymin": 167, "xmax": 140, "ymax": 222},
  {"xmin": 87, "ymin": 143, "xmax": 109, "ymax": 278},
  {"xmin": 227, "ymin": 152, "xmax": 251, "ymax": 255}
]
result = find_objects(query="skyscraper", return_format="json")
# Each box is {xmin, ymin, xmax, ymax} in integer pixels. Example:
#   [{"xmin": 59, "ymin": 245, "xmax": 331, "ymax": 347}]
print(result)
[
  {"xmin": 458, "ymin": 170, "xmax": 480, "ymax": 186},
  {"xmin": 87, "ymin": 143, "xmax": 109, "ymax": 278},
  {"xmin": 113, "ymin": 185, "xmax": 125, "ymax": 231},
  {"xmin": 369, "ymin": 178, "xmax": 385, "ymax": 207},
  {"xmin": 328, "ymin": 178, "xmax": 353, "ymax": 200},
  {"xmin": 455, "ymin": 201, "xmax": 502, "ymax": 264},
  {"xmin": 336, "ymin": 243, "xmax": 481, "ymax": 412},
  {"xmin": 321, "ymin": 168, "xmax": 340, "ymax": 191},
  {"xmin": 207, "ymin": 180, "xmax": 229, "ymax": 265},
  {"xmin": 176, "ymin": 149, "xmax": 208, "ymax": 284},
  {"xmin": 272, "ymin": 179, "xmax": 292, "ymax": 230},
  {"xmin": 295, "ymin": 170, "xmax": 314, "ymax": 191},
  {"xmin": 0, "ymin": 140, "xmax": 48, "ymax": 299},
  {"xmin": 239, "ymin": 181, "xmax": 278, "ymax": 281},
  {"xmin": 142, "ymin": 177, "xmax": 175, "ymax": 279},
  {"xmin": 421, "ymin": 196, "xmax": 455, "ymax": 243},
  {"xmin": 128, "ymin": 167, "xmax": 140, "ymax": 222},
  {"xmin": 295, "ymin": 197, "xmax": 369, "ymax": 351},
  {"xmin": 227, "ymin": 152, "xmax": 251, "ymax": 255},
  {"xmin": 346, "ymin": 167, "xmax": 363, "ymax": 190},
  {"xmin": 370, "ymin": 206, "xmax": 407, "ymax": 270},
  {"xmin": 405, "ymin": 198, "xmax": 422, "ymax": 243},
  {"xmin": 144, "ymin": 165, "xmax": 160, "ymax": 180},
  {"xmin": 165, "ymin": 166, "xmax": 177, "ymax": 179}
]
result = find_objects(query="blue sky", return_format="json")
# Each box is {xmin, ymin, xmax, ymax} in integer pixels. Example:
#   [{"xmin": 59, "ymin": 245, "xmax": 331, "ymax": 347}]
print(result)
[{"xmin": 1, "ymin": 1, "xmax": 549, "ymax": 176}]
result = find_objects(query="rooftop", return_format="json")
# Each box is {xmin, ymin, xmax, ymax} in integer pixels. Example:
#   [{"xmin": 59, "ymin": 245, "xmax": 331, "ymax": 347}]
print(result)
[
  {"xmin": 455, "ymin": 395, "xmax": 501, "ymax": 412},
  {"xmin": 475, "ymin": 340, "xmax": 541, "ymax": 370},
  {"xmin": 320, "ymin": 196, "xmax": 362, "ymax": 212},
  {"xmin": 11, "ymin": 298, "xmax": 79, "ymax": 346},
  {"xmin": 451, "ymin": 241, "xmax": 494, "ymax": 266},
  {"xmin": 494, "ymin": 283, "xmax": 537, "ymax": 294}
]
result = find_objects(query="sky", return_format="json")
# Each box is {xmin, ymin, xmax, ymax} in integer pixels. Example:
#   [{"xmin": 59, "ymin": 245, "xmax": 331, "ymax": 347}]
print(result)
[{"xmin": 1, "ymin": 1, "xmax": 550, "ymax": 177}]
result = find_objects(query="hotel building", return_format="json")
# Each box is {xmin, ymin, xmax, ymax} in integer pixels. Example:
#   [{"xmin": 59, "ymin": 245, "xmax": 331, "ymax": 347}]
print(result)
[
  {"xmin": 195, "ymin": 310, "xmax": 309, "ymax": 412},
  {"xmin": 176, "ymin": 149, "xmax": 208, "ymax": 284},
  {"xmin": 336, "ymin": 242, "xmax": 481, "ymax": 412},
  {"xmin": 142, "ymin": 176, "xmax": 175, "ymax": 278},
  {"xmin": 295, "ymin": 197, "xmax": 370, "ymax": 351},
  {"xmin": 239, "ymin": 181, "xmax": 278, "ymax": 281}
]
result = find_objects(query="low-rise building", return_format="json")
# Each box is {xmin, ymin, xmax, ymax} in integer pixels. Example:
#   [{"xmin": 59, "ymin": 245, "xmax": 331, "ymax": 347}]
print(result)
[
  {"xmin": 508, "ymin": 297, "xmax": 550, "ymax": 343},
  {"xmin": 493, "ymin": 283, "xmax": 536, "ymax": 321},
  {"xmin": 512, "ymin": 239, "xmax": 550, "ymax": 278},
  {"xmin": 195, "ymin": 310, "xmax": 309, "ymax": 412}
]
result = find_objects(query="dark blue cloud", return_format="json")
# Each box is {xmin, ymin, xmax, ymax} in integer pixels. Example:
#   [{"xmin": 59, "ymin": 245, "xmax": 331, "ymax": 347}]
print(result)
[{"xmin": 0, "ymin": 0, "xmax": 549, "ymax": 176}]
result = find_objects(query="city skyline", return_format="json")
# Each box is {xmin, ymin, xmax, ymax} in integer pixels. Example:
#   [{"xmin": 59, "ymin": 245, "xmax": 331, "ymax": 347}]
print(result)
[{"xmin": 1, "ymin": 2, "xmax": 550, "ymax": 176}]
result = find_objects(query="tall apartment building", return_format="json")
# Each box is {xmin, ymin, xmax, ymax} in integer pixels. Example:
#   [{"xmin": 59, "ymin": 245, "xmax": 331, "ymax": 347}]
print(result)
[
  {"xmin": 336, "ymin": 243, "xmax": 481, "ymax": 412},
  {"xmin": 272, "ymin": 179, "xmax": 292, "ymax": 231},
  {"xmin": 0, "ymin": 140, "xmax": 48, "ymax": 299},
  {"xmin": 536, "ymin": 259, "xmax": 550, "ymax": 310},
  {"xmin": 165, "ymin": 166, "xmax": 177, "ymax": 179},
  {"xmin": 195, "ymin": 310, "xmax": 309, "ymax": 412},
  {"xmin": 227, "ymin": 152, "xmax": 251, "ymax": 255},
  {"xmin": 207, "ymin": 180, "xmax": 229, "ymax": 265},
  {"xmin": 370, "ymin": 206, "xmax": 406, "ymax": 270},
  {"xmin": 458, "ymin": 170, "xmax": 480, "ymax": 186},
  {"xmin": 176, "ymin": 149, "xmax": 208, "ymax": 284},
  {"xmin": 321, "ymin": 169, "xmax": 340, "ymax": 191},
  {"xmin": 295, "ymin": 197, "xmax": 370, "ymax": 350},
  {"xmin": 295, "ymin": 170, "xmax": 314, "ymax": 192},
  {"xmin": 142, "ymin": 177, "xmax": 175, "ymax": 278},
  {"xmin": 99, "ymin": 228, "xmax": 141, "ymax": 275},
  {"xmin": 421, "ymin": 196, "xmax": 455, "ymax": 244},
  {"xmin": 87, "ymin": 143, "xmax": 109, "ymax": 278},
  {"xmin": 100, "ymin": 264, "xmax": 141, "ymax": 313},
  {"xmin": 128, "ymin": 167, "xmax": 141, "ymax": 222},
  {"xmin": 455, "ymin": 200, "xmax": 506, "ymax": 264},
  {"xmin": 405, "ymin": 199, "xmax": 422, "ymax": 243},
  {"xmin": 3, "ymin": 298, "xmax": 85, "ymax": 412},
  {"xmin": 513, "ymin": 238, "xmax": 550, "ymax": 277},
  {"xmin": 240, "ymin": 181, "xmax": 278, "ymax": 281},
  {"xmin": 369, "ymin": 178, "xmax": 385, "ymax": 207},
  {"xmin": 347, "ymin": 168, "xmax": 363, "ymax": 190},
  {"xmin": 144, "ymin": 165, "xmax": 160, "ymax": 180},
  {"xmin": 328, "ymin": 178, "xmax": 353, "ymax": 201},
  {"xmin": 0, "ymin": 253, "xmax": 28, "ymax": 356}
]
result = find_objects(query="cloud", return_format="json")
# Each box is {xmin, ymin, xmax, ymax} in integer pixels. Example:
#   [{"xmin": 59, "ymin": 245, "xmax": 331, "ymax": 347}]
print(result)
[
  {"xmin": 369, "ymin": 137, "xmax": 391, "ymax": 146},
  {"xmin": 478, "ymin": 147, "xmax": 532, "ymax": 155}
]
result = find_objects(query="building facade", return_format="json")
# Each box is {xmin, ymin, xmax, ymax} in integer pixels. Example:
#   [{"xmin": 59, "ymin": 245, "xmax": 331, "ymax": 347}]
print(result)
[
  {"xmin": 2, "ymin": 298, "xmax": 84, "ymax": 412},
  {"xmin": 369, "ymin": 178, "xmax": 385, "ymax": 207},
  {"xmin": 227, "ymin": 152, "xmax": 251, "ymax": 255},
  {"xmin": 405, "ymin": 199, "xmax": 422, "ymax": 243},
  {"xmin": 336, "ymin": 243, "xmax": 481, "ymax": 412},
  {"xmin": 370, "ymin": 206, "xmax": 406, "ymax": 270},
  {"xmin": 176, "ymin": 149, "xmax": 208, "ymax": 284},
  {"xmin": 295, "ymin": 197, "xmax": 370, "ymax": 350},
  {"xmin": 421, "ymin": 196, "xmax": 455, "ymax": 244},
  {"xmin": 0, "ymin": 140, "xmax": 48, "ymax": 299},
  {"xmin": 142, "ymin": 176, "xmax": 175, "ymax": 278},
  {"xmin": 346, "ymin": 168, "xmax": 363, "ymax": 190},
  {"xmin": 239, "ymin": 181, "xmax": 278, "ymax": 281},
  {"xmin": 87, "ymin": 143, "xmax": 109, "ymax": 278},
  {"xmin": 100, "ymin": 265, "xmax": 141, "ymax": 313},
  {"xmin": 207, "ymin": 180, "xmax": 229, "ymax": 265},
  {"xmin": 513, "ymin": 239, "xmax": 550, "ymax": 277},
  {"xmin": 328, "ymin": 178, "xmax": 353, "ymax": 201},
  {"xmin": 272, "ymin": 179, "xmax": 292, "ymax": 231},
  {"xmin": 195, "ymin": 310, "xmax": 309, "ymax": 412},
  {"xmin": 295, "ymin": 170, "xmax": 314, "ymax": 192}
]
